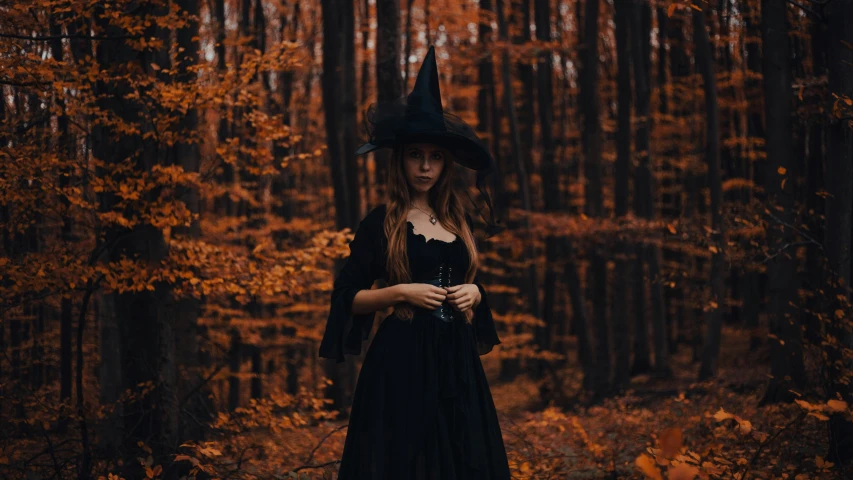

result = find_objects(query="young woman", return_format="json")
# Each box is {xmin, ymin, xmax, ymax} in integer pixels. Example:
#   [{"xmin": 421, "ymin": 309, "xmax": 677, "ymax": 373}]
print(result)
[{"xmin": 319, "ymin": 46, "xmax": 511, "ymax": 479}]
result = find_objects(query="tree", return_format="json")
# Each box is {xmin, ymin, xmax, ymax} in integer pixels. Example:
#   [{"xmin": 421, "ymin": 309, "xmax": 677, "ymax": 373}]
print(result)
[
  {"xmin": 321, "ymin": 0, "xmax": 361, "ymax": 412},
  {"xmin": 692, "ymin": 0, "xmax": 725, "ymax": 382},
  {"xmin": 91, "ymin": 1, "xmax": 179, "ymax": 475},
  {"xmin": 824, "ymin": 0, "xmax": 853, "ymax": 464},
  {"xmin": 611, "ymin": 0, "xmax": 632, "ymax": 390},
  {"xmin": 758, "ymin": 0, "xmax": 804, "ymax": 401},
  {"xmin": 581, "ymin": 0, "xmax": 611, "ymax": 398},
  {"xmin": 374, "ymin": 0, "xmax": 403, "ymax": 196},
  {"xmin": 633, "ymin": 0, "xmax": 670, "ymax": 378}
]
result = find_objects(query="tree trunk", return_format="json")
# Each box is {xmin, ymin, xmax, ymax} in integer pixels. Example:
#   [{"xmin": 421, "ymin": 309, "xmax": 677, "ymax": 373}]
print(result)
[
  {"xmin": 758, "ymin": 0, "xmax": 805, "ymax": 400},
  {"xmin": 534, "ymin": 0, "xmax": 559, "ymax": 385},
  {"xmin": 512, "ymin": 0, "xmax": 536, "ymax": 184},
  {"xmin": 403, "ymin": 0, "xmax": 414, "ymax": 89},
  {"xmin": 564, "ymin": 241, "xmax": 595, "ymax": 392},
  {"xmin": 274, "ymin": 3, "xmax": 298, "ymax": 220},
  {"xmin": 741, "ymin": 0, "xmax": 763, "ymax": 351},
  {"xmin": 212, "ymin": 0, "xmax": 235, "ymax": 216},
  {"xmin": 824, "ymin": 0, "xmax": 853, "ymax": 464},
  {"xmin": 477, "ymin": 0, "xmax": 507, "ymax": 217},
  {"xmin": 92, "ymin": 1, "xmax": 179, "ymax": 475},
  {"xmin": 49, "ymin": 12, "xmax": 75, "ymax": 405},
  {"xmin": 342, "ymin": 0, "xmax": 359, "ymax": 224},
  {"xmin": 634, "ymin": 0, "xmax": 670, "ymax": 378},
  {"xmin": 612, "ymin": 0, "xmax": 632, "ymax": 390},
  {"xmin": 374, "ymin": 0, "xmax": 402, "ymax": 197},
  {"xmin": 693, "ymin": 0, "xmax": 725, "ymax": 381},
  {"xmin": 802, "ymin": 12, "xmax": 826, "ymax": 347},
  {"xmin": 494, "ymin": 0, "xmax": 537, "ymax": 381},
  {"xmin": 229, "ymin": 329, "xmax": 242, "ymax": 410},
  {"xmin": 580, "ymin": 0, "xmax": 610, "ymax": 398},
  {"xmin": 251, "ymin": 345, "xmax": 263, "ymax": 399},
  {"xmin": 322, "ymin": 0, "xmax": 363, "ymax": 413},
  {"xmin": 174, "ymin": 0, "xmax": 211, "ymax": 444}
]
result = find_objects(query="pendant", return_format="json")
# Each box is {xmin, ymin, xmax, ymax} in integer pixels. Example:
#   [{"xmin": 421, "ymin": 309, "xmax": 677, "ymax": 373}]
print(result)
[{"xmin": 430, "ymin": 216, "xmax": 437, "ymax": 225}]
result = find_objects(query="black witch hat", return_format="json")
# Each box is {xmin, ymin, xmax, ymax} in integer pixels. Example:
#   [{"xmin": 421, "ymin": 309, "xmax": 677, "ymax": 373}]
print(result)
[{"xmin": 356, "ymin": 46, "xmax": 505, "ymax": 238}]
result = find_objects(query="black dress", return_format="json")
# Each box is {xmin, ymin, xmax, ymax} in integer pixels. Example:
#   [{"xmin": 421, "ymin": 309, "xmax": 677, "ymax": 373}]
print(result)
[{"xmin": 319, "ymin": 204, "xmax": 511, "ymax": 480}]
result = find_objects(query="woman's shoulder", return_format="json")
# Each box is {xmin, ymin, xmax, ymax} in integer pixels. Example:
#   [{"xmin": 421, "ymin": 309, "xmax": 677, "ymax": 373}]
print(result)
[
  {"xmin": 357, "ymin": 204, "xmax": 387, "ymax": 236},
  {"xmin": 363, "ymin": 203, "xmax": 387, "ymax": 225}
]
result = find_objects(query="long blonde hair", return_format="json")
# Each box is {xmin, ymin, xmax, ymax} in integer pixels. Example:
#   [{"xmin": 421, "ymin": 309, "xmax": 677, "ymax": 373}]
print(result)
[{"xmin": 383, "ymin": 144, "xmax": 479, "ymax": 323}]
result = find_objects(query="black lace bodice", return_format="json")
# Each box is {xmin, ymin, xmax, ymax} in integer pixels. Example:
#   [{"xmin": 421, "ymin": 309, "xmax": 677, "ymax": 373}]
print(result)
[
  {"xmin": 406, "ymin": 220, "xmax": 469, "ymax": 321},
  {"xmin": 318, "ymin": 204, "xmax": 502, "ymax": 363}
]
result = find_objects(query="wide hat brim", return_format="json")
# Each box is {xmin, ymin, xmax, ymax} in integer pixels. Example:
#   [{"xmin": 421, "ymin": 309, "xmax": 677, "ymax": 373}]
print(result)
[
  {"xmin": 357, "ymin": 45, "xmax": 505, "ymax": 238},
  {"xmin": 356, "ymin": 45, "xmax": 494, "ymax": 172},
  {"xmin": 355, "ymin": 128, "xmax": 493, "ymax": 172}
]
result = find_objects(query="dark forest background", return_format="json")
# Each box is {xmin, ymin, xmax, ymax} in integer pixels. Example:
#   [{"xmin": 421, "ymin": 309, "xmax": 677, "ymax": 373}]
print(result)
[{"xmin": 1, "ymin": 0, "xmax": 853, "ymax": 478}]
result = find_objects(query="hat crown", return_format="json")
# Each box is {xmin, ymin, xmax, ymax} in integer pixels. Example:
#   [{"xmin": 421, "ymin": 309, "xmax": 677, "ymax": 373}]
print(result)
[
  {"xmin": 354, "ymin": 46, "xmax": 503, "ymax": 235},
  {"xmin": 406, "ymin": 46, "xmax": 443, "ymax": 116}
]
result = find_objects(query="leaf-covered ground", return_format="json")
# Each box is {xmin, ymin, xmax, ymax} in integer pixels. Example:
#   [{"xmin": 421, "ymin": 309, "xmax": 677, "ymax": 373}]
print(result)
[
  {"xmin": 179, "ymin": 325, "xmax": 846, "ymax": 480},
  {"xmin": 482, "ymin": 325, "xmax": 843, "ymax": 479},
  {"xmin": 312, "ymin": 326, "xmax": 840, "ymax": 479}
]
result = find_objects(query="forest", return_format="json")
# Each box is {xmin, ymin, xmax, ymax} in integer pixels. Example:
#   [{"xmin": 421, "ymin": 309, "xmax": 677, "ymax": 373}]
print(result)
[{"xmin": 1, "ymin": 0, "xmax": 853, "ymax": 478}]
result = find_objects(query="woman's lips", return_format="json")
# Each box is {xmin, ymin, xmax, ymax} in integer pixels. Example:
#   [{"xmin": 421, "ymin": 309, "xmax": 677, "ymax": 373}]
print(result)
[{"xmin": 417, "ymin": 176, "xmax": 432, "ymax": 182}]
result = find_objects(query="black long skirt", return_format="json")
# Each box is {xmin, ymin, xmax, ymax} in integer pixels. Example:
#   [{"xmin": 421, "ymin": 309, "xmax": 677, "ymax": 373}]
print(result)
[{"xmin": 335, "ymin": 311, "xmax": 511, "ymax": 480}]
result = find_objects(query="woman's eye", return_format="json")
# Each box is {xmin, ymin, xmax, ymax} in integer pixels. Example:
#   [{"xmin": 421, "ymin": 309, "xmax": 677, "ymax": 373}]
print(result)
[
  {"xmin": 432, "ymin": 152, "xmax": 443, "ymax": 160},
  {"xmin": 409, "ymin": 150, "xmax": 420, "ymax": 158}
]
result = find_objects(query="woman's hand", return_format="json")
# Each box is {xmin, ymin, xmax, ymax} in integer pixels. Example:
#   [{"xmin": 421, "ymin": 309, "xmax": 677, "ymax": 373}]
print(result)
[
  {"xmin": 397, "ymin": 283, "xmax": 447, "ymax": 309},
  {"xmin": 445, "ymin": 284, "xmax": 481, "ymax": 312}
]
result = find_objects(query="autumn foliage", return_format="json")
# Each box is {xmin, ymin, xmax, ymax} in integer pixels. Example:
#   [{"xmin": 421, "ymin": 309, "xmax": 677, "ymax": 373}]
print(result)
[{"xmin": 2, "ymin": 0, "xmax": 853, "ymax": 479}]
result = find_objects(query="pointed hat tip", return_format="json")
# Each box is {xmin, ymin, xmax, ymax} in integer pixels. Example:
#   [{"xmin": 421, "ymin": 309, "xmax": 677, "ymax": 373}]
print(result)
[
  {"xmin": 409, "ymin": 45, "xmax": 443, "ymax": 114},
  {"xmin": 422, "ymin": 45, "xmax": 437, "ymax": 67}
]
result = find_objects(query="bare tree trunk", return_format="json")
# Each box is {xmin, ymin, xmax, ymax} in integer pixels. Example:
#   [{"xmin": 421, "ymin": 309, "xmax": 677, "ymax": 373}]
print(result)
[
  {"xmin": 534, "ymin": 0, "xmax": 559, "ymax": 386},
  {"xmin": 824, "ymin": 0, "xmax": 853, "ymax": 464},
  {"xmin": 512, "ymin": 0, "xmax": 536, "ymax": 184},
  {"xmin": 402, "ymin": 0, "xmax": 414, "ymax": 89},
  {"xmin": 612, "ymin": 0, "xmax": 632, "ymax": 391},
  {"xmin": 800, "ymin": 12, "xmax": 825, "ymax": 348},
  {"xmin": 173, "ymin": 0, "xmax": 211, "ymax": 444},
  {"xmin": 228, "ymin": 329, "xmax": 242, "ymax": 410},
  {"xmin": 277, "ymin": 2, "xmax": 302, "ymax": 393},
  {"xmin": 49, "ymin": 12, "xmax": 76, "ymax": 405},
  {"xmin": 564, "ymin": 241, "xmax": 595, "ymax": 392},
  {"xmin": 92, "ymin": 1, "xmax": 178, "ymax": 475},
  {"xmin": 251, "ymin": 345, "xmax": 263, "ymax": 399},
  {"xmin": 477, "ymin": 0, "xmax": 507, "ymax": 217},
  {"xmin": 374, "ymin": 0, "xmax": 402, "ymax": 198},
  {"xmin": 757, "ymin": 0, "xmax": 804, "ymax": 399},
  {"xmin": 580, "ymin": 0, "xmax": 610, "ymax": 398},
  {"xmin": 322, "ymin": 0, "xmax": 364, "ymax": 414},
  {"xmin": 342, "ymin": 0, "xmax": 359, "ymax": 223},
  {"xmin": 494, "ymin": 0, "xmax": 537, "ymax": 381},
  {"xmin": 212, "ymin": 0, "xmax": 235, "ymax": 216},
  {"xmin": 476, "ymin": 1, "xmax": 493, "ymax": 136},
  {"xmin": 692, "ymin": 0, "xmax": 725, "ymax": 381},
  {"xmin": 740, "ymin": 0, "xmax": 763, "ymax": 351},
  {"xmin": 633, "ymin": 0, "xmax": 670, "ymax": 378},
  {"xmin": 274, "ymin": 3, "xmax": 298, "ymax": 220},
  {"xmin": 321, "ymin": 0, "xmax": 347, "ymax": 413}
]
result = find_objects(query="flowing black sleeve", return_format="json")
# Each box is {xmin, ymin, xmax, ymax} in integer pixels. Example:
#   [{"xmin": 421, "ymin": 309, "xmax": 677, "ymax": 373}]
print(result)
[
  {"xmin": 318, "ymin": 211, "xmax": 382, "ymax": 363},
  {"xmin": 466, "ymin": 213, "xmax": 502, "ymax": 355}
]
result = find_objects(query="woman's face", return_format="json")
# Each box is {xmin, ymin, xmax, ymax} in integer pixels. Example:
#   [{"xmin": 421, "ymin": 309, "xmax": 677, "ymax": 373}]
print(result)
[{"xmin": 402, "ymin": 143, "xmax": 446, "ymax": 194}]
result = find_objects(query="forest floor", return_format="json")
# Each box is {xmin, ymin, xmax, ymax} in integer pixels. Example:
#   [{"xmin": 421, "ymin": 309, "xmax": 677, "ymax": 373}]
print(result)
[
  {"xmin": 483, "ymin": 325, "xmax": 842, "ymax": 479},
  {"xmin": 273, "ymin": 325, "xmax": 843, "ymax": 479}
]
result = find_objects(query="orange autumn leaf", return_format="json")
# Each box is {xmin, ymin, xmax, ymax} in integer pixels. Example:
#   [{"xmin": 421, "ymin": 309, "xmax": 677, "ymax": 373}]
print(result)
[
  {"xmin": 636, "ymin": 453, "xmax": 663, "ymax": 480},
  {"xmin": 658, "ymin": 427, "xmax": 683, "ymax": 458}
]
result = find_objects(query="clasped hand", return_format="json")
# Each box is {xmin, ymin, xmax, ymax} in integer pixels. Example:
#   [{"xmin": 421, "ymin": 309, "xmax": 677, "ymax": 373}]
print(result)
[
  {"xmin": 445, "ymin": 284, "xmax": 480, "ymax": 312},
  {"xmin": 399, "ymin": 283, "xmax": 481, "ymax": 312}
]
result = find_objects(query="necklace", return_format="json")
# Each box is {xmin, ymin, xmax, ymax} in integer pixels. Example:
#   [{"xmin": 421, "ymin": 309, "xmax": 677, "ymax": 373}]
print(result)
[{"xmin": 410, "ymin": 201, "xmax": 438, "ymax": 225}]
